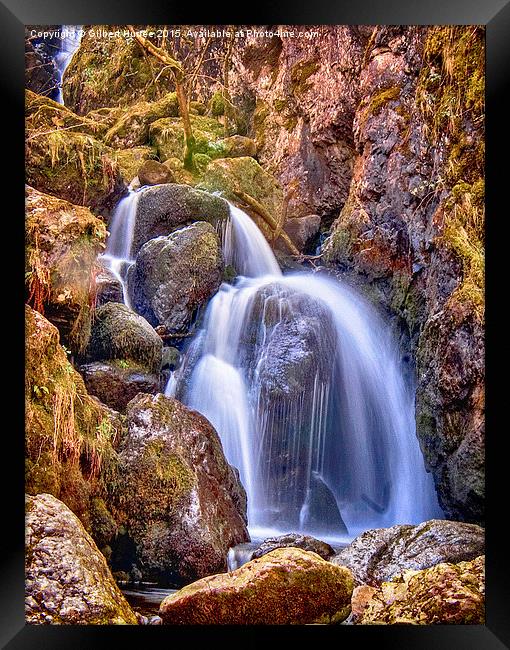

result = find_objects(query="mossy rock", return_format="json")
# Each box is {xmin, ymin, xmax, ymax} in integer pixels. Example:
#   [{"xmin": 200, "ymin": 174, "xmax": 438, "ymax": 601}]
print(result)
[
  {"xmin": 149, "ymin": 114, "xmax": 225, "ymax": 163},
  {"xmin": 131, "ymin": 183, "xmax": 230, "ymax": 255},
  {"xmin": 25, "ymin": 493, "xmax": 138, "ymax": 624},
  {"xmin": 62, "ymin": 26, "xmax": 173, "ymax": 114},
  {"xmin": 25, "ymin": 89, "xmax": 102, "ymax": 138},
  {"xmin": 354, "ymin": 555, "xmax": 485, "ymax": 624},
  {"xmin": 25, "ymin": 186, "xmax": 107, "ymax": 354},
  {"xmin": 198, "ymin": 156, "xmax": 284, "ymax": 227},
  {"xmin": 111, "ymin": 393, "xmax": 249, "ymax": 585},
  {"xmin": 25, "ymin": 305, "xmax": 121, "ymax": 544},
  {"xmin": 209, "ymin": 89, "xmax": 226, "ymax": 116},
  {"xmin": 84, "ymin": 302, "xmax": 162, "ymax": 373},
  {"xmin": 104, "ymin": 93, "xmax": 180, "ymax": 149},
  {"xmin": 127, "ymin": 221, "xmax": 224, "ymax": 335},
  {"xmin": 159, "ymin": 547, "xmax": 354, "ymax": 624},
  {"xmin": 25, "ymin": 125, "xmax": 125, "ymax": 215},
  {"xmin": 189, "ymin": 100, "xmax": 207, "ymax": 115},
  {"xmin": 112, "ymin": 146, "xmax": 156, "ymax": 185}
]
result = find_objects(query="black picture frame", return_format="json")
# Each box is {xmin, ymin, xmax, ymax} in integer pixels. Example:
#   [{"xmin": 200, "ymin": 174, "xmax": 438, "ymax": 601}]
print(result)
[{"xmin": 4, "ymin": 0, "xmax": 506, "ymax": 646}]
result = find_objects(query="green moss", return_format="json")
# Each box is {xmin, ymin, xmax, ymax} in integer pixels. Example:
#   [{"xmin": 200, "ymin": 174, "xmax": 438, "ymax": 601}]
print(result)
[
  {"xmin": 209, "ymin": 90, "xmax": 226, "ymax": 117},
  {"xmin": 290, "ymin": 59, "xmax": 320, "ymax": 95}
]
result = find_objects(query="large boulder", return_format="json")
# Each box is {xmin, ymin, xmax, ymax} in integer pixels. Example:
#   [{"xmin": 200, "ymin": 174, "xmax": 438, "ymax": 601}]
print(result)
[
  {"xmin": 251, "ymin": 533, "xmax": 335, "ymax": 561},
  {"xmin": 352, "ymin": 555, "xmax": 485, "ymax": 625},
  {"xmin": 331, "ymin": 519, "xmax": 485, "ymax": 586},
  {"xmin": 131, "ymin": 183, "xmax": 230, "ymax": 255},
  {"xmin": 159, "ymin": 547, "xmax": 354, "ymax": 624},
  {"xmin": 127, "ymin": 222, "xmax": 224, "ymax": 335},
  {"xmin": 25, "ymin": 186, "xmax": 107, "ymax": 354},
  {"xmin": 25, "ymin": 493, "xmax": 138, "ymax": 625},
  {"xmin": 25, "ymin": 304, "xmax": 121, "ymax": 544},
  {"xmin": 84, "ymin": 302, "xmax": 162, "ymax": 373},
  {"xmin": 25, "ymin": 97, "xmax": 125, "ymax": 214},
  {"xmin": 79, "ymin": 361, "xmax": 161, "ymax": 412},
  {"xmin": 110, "ymin": 393, "xmax": 249, "ymax": 585},
  {"xmin": 149, "ymin": 114, "xmax": 225, "ymax": 162}
]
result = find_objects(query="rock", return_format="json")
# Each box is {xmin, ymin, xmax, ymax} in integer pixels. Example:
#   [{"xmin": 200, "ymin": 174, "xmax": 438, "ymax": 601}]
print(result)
[
  {"xmin": 190, "ymin": 100, "xmax": 207, "ymax": 115},
  {"xmin": 299, "ymin": 472, "xmax": 348, "ymax": 535},
  {"xmin": 103, "ymin": 93, "xmax": 180, "ymax": 148},
  {"xmin": 110, "ymin": 393, "xmax": 249, "ymax": 585},
  {"xmin": 251, "ymin": 533, "xmax": 335, "ymax": 561},
  {"xmin": 25, "ymin": 186, "xmax": 107, "ymax": 353},
  {"xmin": 95, "ymin": 262, "xmax": 124, "ymax": 306},
  {"xmin": 330, "ymin": 519, "xmax": 485, "ymax": 586},
  {"xmin": 217, "ymin": 135, "xmax": 257, "ymax": 158},
  {"xmin": 25, "ymin": 306, "xmax": 121, "ymax": 545},
  {"xmin": 159, "ymin": 547, "xmax": 354, "ymax": 624},
  {"xmin": 112, "ymin": 146, "xmax": 156, "ymax": 185},
  {"xmin": 25, "ymin": 39, "xmax": 59, "ymax": 99},
  {"xmin": 131, "ymin": 183, "xmax": 230, "ymax": 255},
  {"xmin": 25, "ymin": 89, "xmax": 101, "ymax": 138},
  {"xmin": 138, "ymin": 159, "xmax": 175, "ymax": 186},
  {"xmin": 161, "ymin": 346, "xmax": 181, "ymax": 371},
  {"xmin": 275, "ymin": 214, "xmax": 321, "ymax": 253},
  {"xmin": 63, "ymin": 28, "xmax": 176, "ymax": 113},
  {"xmin": 84, "ymin": 302, "xmax": 162, "ymax": 373},
  {"xmin": 25, "ymin": 99, "xmax": 125, "ymax": 214},
  {"xmin": 127, "ymin": 222, "xmax": 224, "ymax": 334},
  {"xmin": 149, "ymin": 115, "xmax": 225, "ymax": 162},
  {"xmin": 198, "ymin": 157, "xmax": 284, "ymax": 241},
  {"xmin": 353, "ymin": 555, "xmax": 485, "ymax": 625},
  {"xmin": 79, "ymin": 361, "xmax": 161, "ymax": 412},
  {"xmin": 25, "ymin": 493, "xmax": 138, "ymax": 625}
]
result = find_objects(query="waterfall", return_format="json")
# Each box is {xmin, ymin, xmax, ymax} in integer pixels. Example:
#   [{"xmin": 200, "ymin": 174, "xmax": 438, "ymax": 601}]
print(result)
[
  {"xmin": 169, "ymin": 204, "xmax": 443, "ymax": 543},
  {"xmin": 100, "ymin": 189, "xmax": 141, "ymax": 309},
  {"xmin": 54, "ymin": 26, "xmax": 83, "ymax": 104}
]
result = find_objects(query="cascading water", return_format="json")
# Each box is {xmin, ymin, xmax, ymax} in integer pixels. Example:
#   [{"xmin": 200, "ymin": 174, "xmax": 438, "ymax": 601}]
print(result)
[
  {"xmin": 54, "ymin": 26, "xmax": 83, "ymax": 104},
  {"xmin": 168, "ymin": 202, "xmax": 442, "ymax": 543},
  {"xmin": 100, "ymin": 189, "xmax": 142, "ymax": 308}
]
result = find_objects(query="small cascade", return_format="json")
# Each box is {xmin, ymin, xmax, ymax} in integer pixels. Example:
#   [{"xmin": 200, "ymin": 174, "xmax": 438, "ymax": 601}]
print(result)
[
  {"xmin": 54, "ymin": 26, "xmax": 83, "ymax": 104},
  {"xmin": 168, "ymin": 202, "xmax": 442, "ymax": 543},
  {"xmin": 100, "ymin": 189, "xmax": 141, "ymax": 308}
]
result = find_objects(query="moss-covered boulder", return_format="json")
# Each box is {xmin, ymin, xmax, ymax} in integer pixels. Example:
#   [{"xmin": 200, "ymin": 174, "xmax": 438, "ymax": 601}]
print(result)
[
  {"xmin": 251, "ymin": 533, "xmax": 335, "ymax": 561},
  {"xmin": 127, "ymin": 222, "xmax": 223, "ymax": 335},
  {"xmin": 216, "ymin": 135, "xmax": 257, "ymax": 158},
  {"xmin": 79, "ymin": 361, "xmax": 161, "ymax": 412},
  {"xmin": 149, "ymin": 114, "xmax": 225, "ymax": 162},
  {"xmin": 25, "ymin": 114, "xmax": 125, "ymax": 214},
  {"xmin": 25, "ymin": 89, "xmax": 102, "ymax": 138},
  {"xmin": 131, "ymin": 183, "xmax": 229, "ymax": 255},
  {"xmin": 353, "ymin": 555, "xmax": 485, "ymax": 625},
  {"xmin": 138, "ymin": 159, "xmax": 174, "ymax": 186},
  {"xmin": 25, "ymin": 305, "xmax": 120, "ymax": 543},
  {"xmin": 112, "ymin": 146, "xmax": 156, "ymax": 185},
  {"xmin": 198, "ymin": 157, "xmax": 284, "ymax": 238},
  {"xmin": 25, "ymin": 493, "xmax": 138, "ymax": 625},
  {"xmin": 104, "ymin": 93, "xmax": 179, "ymax": 149},
  {"xmin": 84, "ymin": 302, "xmax": 162, "ymax": 373},
  {"xmin": 159, "ymin": 547, "xmax": 354, "ymax": 624},
  {"xmin": 62, "ymin": 27, "xmax": 174, "ymax": 114},
  {"xmin": 110, "ymin": 393, "xmax": 249, "ymax": 585},
  {"xmin": 25, "ymin": 186, "xmax": 107, "ymax": 354},
  {"xmin": 331, "ymin": 519, "xmax": 485, "ymax": 586}
]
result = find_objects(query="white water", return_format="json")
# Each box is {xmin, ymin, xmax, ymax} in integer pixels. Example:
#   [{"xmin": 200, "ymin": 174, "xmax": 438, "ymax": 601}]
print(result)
[
  {"xmin": 100, "ymin": 189, "xmax": 141, "ymax": 309},
  {"xmin": 54, "ymin": 26, "xmax": 83, "ymax": 104},
  {"xmin": 167, "ymin": 204, "xmax": 442, "ymax": 543}
]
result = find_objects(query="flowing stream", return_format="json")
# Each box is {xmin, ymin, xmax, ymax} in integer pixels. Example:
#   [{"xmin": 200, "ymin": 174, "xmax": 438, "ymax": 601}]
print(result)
[{"xmin": 105, "ymin": 191, "xmax": 442, "ymax": 544}]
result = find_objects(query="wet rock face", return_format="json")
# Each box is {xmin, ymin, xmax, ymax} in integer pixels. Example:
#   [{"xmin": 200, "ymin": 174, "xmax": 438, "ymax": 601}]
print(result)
[
  {"xmin": 131, "ymin": 183, "xmax": 230, "ymax": 255},
  {"xmin": 251, "ymin": 533, "xmax": 335, "ymax": 561},
  {"xmin": 79, "ymin": 361, "xmax": 161, "ymax": 412},
  {"xmin": 25, "ymin": 36, "xmax": 59, "ymax": 99},
  {"xmin": 228, "ymin": 27, "xmax": 369, "ymax": 218},
  {"xmin": 352, "ymin": 555, "xmax": 485, "ymax": 625},
  {"xmin": 331, "ymin": 519, "xmax": 485, "ymax": 586},
  {"xmin": 111, "ymin": 393, "xmax": 249, "ymax": 585},
  {"xmin": 94, "ymin": 263, "xmax": 124, "ymax": 307},
  {"xmin": 25, "ymin": 493, "xmax": 138, "ymax": 625},
  {"xmin": 127, "ymin": 222, "xmax": 224, "ymax": 335},
  {"xmin": 159, "ymin": 547, "xmax": 354, "ymax": 624}
]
